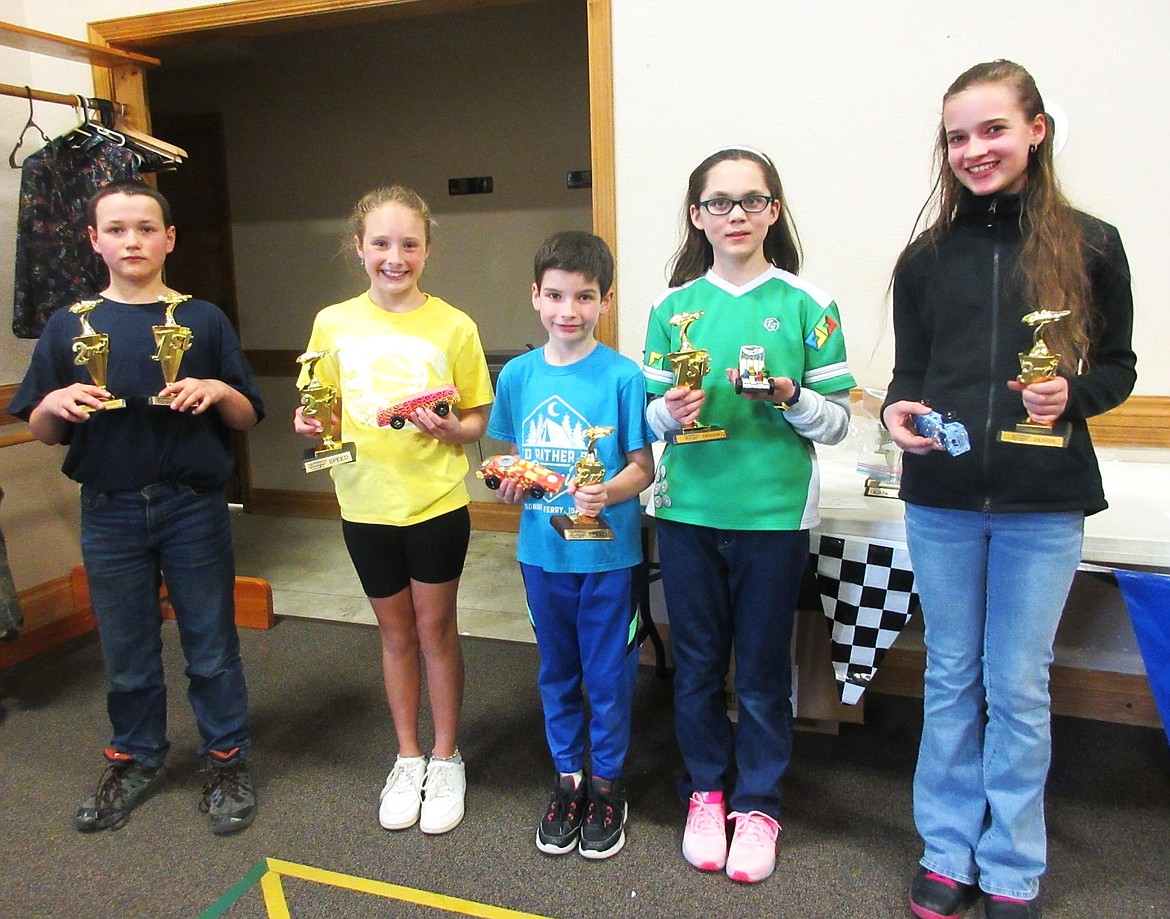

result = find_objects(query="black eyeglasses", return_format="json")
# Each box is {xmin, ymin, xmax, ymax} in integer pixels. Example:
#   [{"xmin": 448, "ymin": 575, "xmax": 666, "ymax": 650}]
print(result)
[{"xmin": 697, "ymin": 195, "xmax": 775, "ymax": 216}]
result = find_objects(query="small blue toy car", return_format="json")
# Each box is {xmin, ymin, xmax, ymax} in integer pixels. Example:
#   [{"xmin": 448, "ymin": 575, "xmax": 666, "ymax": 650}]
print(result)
[{"xmin": 913, "ymin": 410, "xmax": 971, "ymax": 457}]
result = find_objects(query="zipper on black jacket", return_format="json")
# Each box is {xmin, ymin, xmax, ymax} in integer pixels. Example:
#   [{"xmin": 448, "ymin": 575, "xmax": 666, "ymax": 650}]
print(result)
[{"xmin": 982, "ymin": 198, "xmax": 1000, "ymax": 512}]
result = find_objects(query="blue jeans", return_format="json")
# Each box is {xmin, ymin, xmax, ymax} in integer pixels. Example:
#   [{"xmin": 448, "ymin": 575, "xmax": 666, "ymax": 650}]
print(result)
[
  {"xmin": 521, "ymin": 564, "xmax": 639, "ymax": 781},
  {"xmin": 905, "ymin": 503, "xmax": 1083, "ymax": 900},
  {"xmin": 80, "ymin": 482, "xmax": 250, "ymax": 768},
  {"xmin": 656, "ymin": 519, "xmax": 808, "ymax": 821}
]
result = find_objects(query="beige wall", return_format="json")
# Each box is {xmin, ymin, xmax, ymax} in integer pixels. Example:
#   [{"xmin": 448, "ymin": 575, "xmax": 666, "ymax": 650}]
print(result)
[{"xmin": 610, "ymin": 2, "xmax": 1170, "ymax": 392}]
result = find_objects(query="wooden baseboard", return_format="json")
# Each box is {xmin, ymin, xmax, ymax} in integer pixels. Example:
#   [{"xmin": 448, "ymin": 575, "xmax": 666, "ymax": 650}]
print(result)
[
  {"xmin": 1, "ymin": 566, "xmax": 273, "ymax": 670},
  {"xmin": 69, "ymin": 565, "xmax": 274, "ymax": 631},
  {"xmin": 0, "ymin": 574, "xmax": 95, "ymax": 670},
  {"xmin": 634, "ymin": 618, "xmax": 1159, "ymax": 728},
  {"xmin": 869, "ymin": 647, "xmax": 1161, "ymax": 728},
  {"xmin": 247, "ymin": 488, "xmax": 521, "ymax": 533},
  {"xmin": 248, "ymin": 487, "xmax": 339, "ymax": 518},
  {"xmin": 1086, "ymin": 395, "xmax": 1170, "ymax": 448},
  {"xmin": 469, "ymin": 501, "xmax": 520, "ymax": 532}
]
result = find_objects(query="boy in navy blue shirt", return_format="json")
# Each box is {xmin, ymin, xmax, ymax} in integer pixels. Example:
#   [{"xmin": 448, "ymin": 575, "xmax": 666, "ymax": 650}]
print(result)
[{"xmin": 10, "ymin": 180, "xmax": 264, "ymax": 835}]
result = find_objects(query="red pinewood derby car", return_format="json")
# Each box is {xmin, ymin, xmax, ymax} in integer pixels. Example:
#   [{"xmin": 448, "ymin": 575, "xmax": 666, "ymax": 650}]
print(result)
[
  {"xmin": 476, "ymin": 455, "xmax": 566, "ymax": 500},
  {"xmin": 377, "ymin": 385, "xmax": 460, "ymax": 429}
]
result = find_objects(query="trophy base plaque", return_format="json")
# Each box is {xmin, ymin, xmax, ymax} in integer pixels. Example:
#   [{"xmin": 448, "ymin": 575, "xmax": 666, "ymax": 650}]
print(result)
[
  {"xmin": 148, "ymin": 395, "xmax": 175, "ymax": 406},
  {"xmin": 82, "ymin": 398, "xmax": 127, "ymax": 413},
  {"xmin": 864, "ymin": 477, "xmax": 901, "ymax": 499},
  {"xmin": 551, "ymin": 514, "xmax": 614, "ymax": 541},
  {"xmin": 665, "ymin": 424, "xmax": 728, "ymax": 445},
  {"xmin": 303, "ymin": 443, "xmax": 357, "ymax": 473},
  {"xmin": 998, "ymin": 421, "xmax": 1071, "ymax": 448}
]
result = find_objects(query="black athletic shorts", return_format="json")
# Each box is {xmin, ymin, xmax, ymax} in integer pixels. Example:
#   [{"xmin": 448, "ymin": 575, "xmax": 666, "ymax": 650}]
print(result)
[{"xmin": 341, "ymin": 506, "xmax": 471, "ymax": 599}]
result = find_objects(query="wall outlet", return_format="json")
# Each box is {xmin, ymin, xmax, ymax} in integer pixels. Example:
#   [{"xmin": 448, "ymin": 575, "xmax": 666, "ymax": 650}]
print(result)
[{"xmin": 448, "ymin": 176, "xmax": 493, "ymax": 195}]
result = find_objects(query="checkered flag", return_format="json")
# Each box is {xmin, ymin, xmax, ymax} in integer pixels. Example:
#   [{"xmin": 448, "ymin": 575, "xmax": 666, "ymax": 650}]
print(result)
[{"xmin": 810, "ymin": 534, "xmax": 919, "ymax": 704}]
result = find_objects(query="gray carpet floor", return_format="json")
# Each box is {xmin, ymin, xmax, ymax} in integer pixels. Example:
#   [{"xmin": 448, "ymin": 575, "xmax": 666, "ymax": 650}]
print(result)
[{"xmin": 1, "ymin": 617, "xmax": 1167, "ymax": 919}]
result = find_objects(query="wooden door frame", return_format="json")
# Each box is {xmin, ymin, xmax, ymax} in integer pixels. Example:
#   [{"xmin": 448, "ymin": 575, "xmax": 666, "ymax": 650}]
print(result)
[{"xmin": 84, "ymin": 0, "xmax": 619, "ymax": 348}]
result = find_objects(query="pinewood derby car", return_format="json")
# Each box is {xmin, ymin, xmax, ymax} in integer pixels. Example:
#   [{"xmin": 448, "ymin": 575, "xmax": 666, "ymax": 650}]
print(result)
[
  {"xmin": 476, "ymin": 454, "xmax": 566, "ymax": 500},
  {"xmin": 377, "ymin": 385, "xmax": 460, "ymax": 429}
]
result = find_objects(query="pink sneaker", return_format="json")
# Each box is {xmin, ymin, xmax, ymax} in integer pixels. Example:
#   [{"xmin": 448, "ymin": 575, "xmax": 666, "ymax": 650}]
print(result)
[
  {"xmin": 725, "ymin": 810, "xmax": 780, "ymax": 883},
  {"xmin": 682, "ymin": 790, "xmax": 727, "ymax": 871}
]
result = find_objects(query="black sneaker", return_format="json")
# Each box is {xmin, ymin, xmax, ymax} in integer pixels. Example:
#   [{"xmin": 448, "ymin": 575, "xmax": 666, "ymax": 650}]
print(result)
[
  {"xmin": 536, "ymin": 773, "xmax": 587, "ymax": 855},
  {"xmin": 909, "ymin": 866, "xmax": 979, "ymax": 919},
  {"xmin": 74, "ymin": 747, "xmax": 164, "ymax": 832},
  {"xmin": 983, "ymin": 893, "xmax": 1041, "ymax": 919},
  {"xmin": 200, "ymin": 748, "xmax": 256, "ymax": 836},
  {"xmin": 578, "ymin": 776, "xmax": 627, "ymax": 859}
]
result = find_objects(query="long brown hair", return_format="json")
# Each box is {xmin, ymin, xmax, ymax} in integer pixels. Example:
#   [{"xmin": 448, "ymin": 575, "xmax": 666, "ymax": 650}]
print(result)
[
  {"xmin": 901, "ymin": 60, "xmax": 1094, "ymax": 370},
  {"xmin": 667, "ymin": 148, "xmax": 801, "ymax": 288}
]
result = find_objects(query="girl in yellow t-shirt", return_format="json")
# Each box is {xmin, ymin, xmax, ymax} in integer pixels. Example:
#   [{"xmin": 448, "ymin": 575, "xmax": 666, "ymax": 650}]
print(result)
[{"xmin": 294, "ymin": 186, "xmax": 492, "ymax": 836}]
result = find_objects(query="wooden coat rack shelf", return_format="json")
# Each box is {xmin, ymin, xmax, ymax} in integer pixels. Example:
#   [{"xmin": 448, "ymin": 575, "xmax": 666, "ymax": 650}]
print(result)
[
  {"xmin": 0, "ymin": 20, "xmax": 159, "ymax": 68},
  {"xmin": 0, "ymin": 20, "xmax": 158, "ymax": 131}
]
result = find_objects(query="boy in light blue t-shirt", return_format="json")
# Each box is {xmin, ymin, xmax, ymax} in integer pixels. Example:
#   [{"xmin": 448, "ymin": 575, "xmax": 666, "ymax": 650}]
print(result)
[{"xmin": 487, "ymin": 231, "xmax": 654, "ymax": 860}]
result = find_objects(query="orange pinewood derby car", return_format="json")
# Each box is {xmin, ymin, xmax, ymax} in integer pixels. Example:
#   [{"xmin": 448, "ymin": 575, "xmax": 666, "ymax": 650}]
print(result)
[{"xmin": 476, "ymin": 455, "xmax": 566, "ymax": 500}]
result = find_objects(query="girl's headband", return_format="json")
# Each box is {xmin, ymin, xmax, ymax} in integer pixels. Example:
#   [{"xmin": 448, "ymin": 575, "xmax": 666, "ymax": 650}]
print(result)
[{"xmin": 705, "ymin": 145, "xmax": 775, "ymax": 166}]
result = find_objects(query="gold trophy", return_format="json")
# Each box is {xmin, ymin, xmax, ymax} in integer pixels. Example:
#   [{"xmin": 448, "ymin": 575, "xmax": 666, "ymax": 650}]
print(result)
[
  {"xmin": 552, "ymin": 425, "xmax": 616, "ymax": 541},
  {"xmin": 69, "ymin": 299, "xmax": 126, "ymax": 411},
  {"xmin": 863, "ymin": 427, "xmax": 903, "ymax": 498},
  {"xmin": 148, "ymin": 292, "xmax": 194, "ymax": 406},
  {"xmin": 998, "ymin": 309, "xmax": 1072, "ymax": 448},
  {"xmin": 297, "ymin": 350, "xmax": 357, "ymax": 473},
  {"xmin": 665, "ymin": 311, "xmax": 727, "ymax": 444}
]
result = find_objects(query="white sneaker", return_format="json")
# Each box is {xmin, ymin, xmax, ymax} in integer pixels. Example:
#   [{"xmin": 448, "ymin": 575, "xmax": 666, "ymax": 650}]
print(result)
[
  {"xmin": 378, "ymin": 755, "xmax": 427, "ymax": 830},
  {"xmin": 419, "ymin": 753, "xmax": 465, "ymax": 834}
]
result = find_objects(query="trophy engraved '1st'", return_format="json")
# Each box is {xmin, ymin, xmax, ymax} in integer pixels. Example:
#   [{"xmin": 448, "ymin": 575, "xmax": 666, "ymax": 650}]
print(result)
[
  {"xmin": 997, "ymin": 309, "xmax": 1072, "ymax": 448},
  {"xmin": 552, "ymin": 425, "xmax": 616, "ymax": 541},
  {"xmin": 69, "ymin": 299, "xmax": 126, "ymax": 411},
  {"xmin": 148, "ymin": 292, "xmax": 194, "ymax": 406},
  {"xmin": 665, "ymin": 311, "xmax": 727, "ymax": 445},
  {"xmin": 297, "ymin": 350, "xmax": 357, "ymax": 473}
]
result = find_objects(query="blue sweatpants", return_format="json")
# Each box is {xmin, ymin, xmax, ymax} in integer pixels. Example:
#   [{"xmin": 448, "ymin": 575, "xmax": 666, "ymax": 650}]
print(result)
[{"xmin": 520, "ymin": 564, "xmax": 640, "ymax": 781}]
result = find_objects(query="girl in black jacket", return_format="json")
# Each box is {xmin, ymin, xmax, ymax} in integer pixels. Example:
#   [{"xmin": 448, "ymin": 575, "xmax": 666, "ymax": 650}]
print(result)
[{"xmin": 882, "ymin": 61, "xmax": 1136, "ymax": 919}]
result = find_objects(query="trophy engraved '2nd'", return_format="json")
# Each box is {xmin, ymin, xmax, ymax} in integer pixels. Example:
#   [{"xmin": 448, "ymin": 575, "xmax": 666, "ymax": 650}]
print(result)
[
  {"xmin": 69, "ymin": 299, "xmax": 126, "ymax": 411},
  {"xmin": 148, "ymin": 292, "xmax": 194, "ymax": 406},
  {"xmin": 665, "ymin": 311, "xmax": 727, "ymax": 445},
  {"xmin": 552, "ymin": 425, "xmax": 616, "ymax": 541},
  {"xmin": 997, "ymin": 309, "xmax": 1072, "ymax": 448},
  {"xmin": 297, "ymin": 350, "xmax": 357, "ymax": 473}
]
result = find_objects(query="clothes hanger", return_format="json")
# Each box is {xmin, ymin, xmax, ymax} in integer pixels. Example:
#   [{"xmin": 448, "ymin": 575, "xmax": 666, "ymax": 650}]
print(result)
[
  {"xmin": 8, "ymin": 86, "xmax": 51, "ymax": 168},
  {"xmin": 111, "ymin": 115, "xmax": 187, "ymax": 162},
  {"xmin": 61, "ymin": 96, "xmax": 109, "ymax": 150},
  {"xmin": 57, "ymin": 96, "xmax": 182, "ymax": 171}
]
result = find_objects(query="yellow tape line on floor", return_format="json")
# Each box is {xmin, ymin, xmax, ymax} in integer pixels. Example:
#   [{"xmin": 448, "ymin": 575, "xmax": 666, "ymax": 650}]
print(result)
[
  {"xmin": 264, "ymin": 858, "xmax": 555, "ymax": 918},
  {"xmin": 259, "ymin": 869, "xmax": 291, "ymax": 919}
]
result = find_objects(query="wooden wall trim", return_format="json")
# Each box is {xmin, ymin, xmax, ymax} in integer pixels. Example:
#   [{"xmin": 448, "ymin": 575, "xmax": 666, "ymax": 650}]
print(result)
[
  {"xmin": 1087, "ymin": 395, "xmax": 1170, "ymax": 448},
  {"xmin": 1, "ymin": 382, "xmax": 19, "ymax": 420},
  {"xmin": 0, "ymin": 383, "xmax": 35, "ymax": 447},
  {"xmin": 586, "ymin": 0, "xmax": 617, "ymax": 348},
  {"xmin": 869, "ymin": 646, "xmax": 1160, "ymax": 728},
  {"xmin": 89, "ymin": 0, "xmax": 528, "ymax": 47},
  {"xmin": 628, "ymin": 619, "xmax": 1159, "ymax": 728},
  {"xmin": 0, "ymin": 574, "xmax": 92, "ymax": 670},
  {"xmin": 248, "ymin": 488, "xmax": 340, "ymax": 518},
  {"xmin": 247, "ymin": 489, "xmax": 521, "ymax": 532}
]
